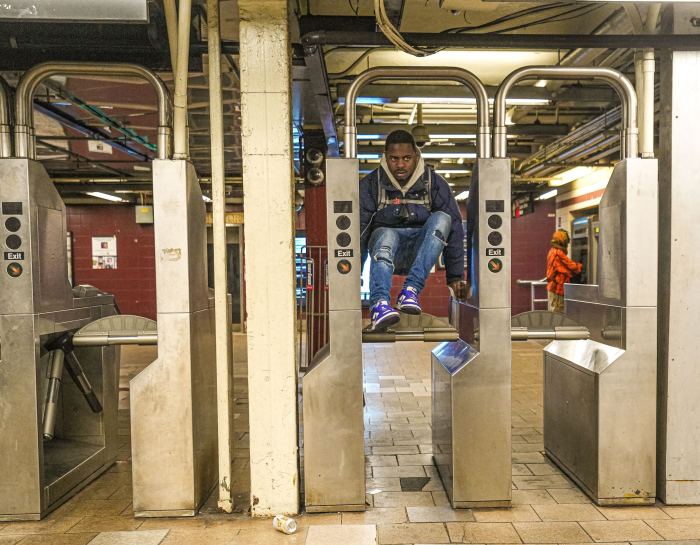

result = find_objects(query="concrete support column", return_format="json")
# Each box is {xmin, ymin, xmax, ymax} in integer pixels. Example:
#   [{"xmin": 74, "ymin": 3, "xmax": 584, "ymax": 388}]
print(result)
[
  {"xmin": 657, "ymin": 6, "xmax": 700, "ymax": 504},
  {"xmin": 238, "ymin": 0, "xmax": 299, "ymax": 515}
]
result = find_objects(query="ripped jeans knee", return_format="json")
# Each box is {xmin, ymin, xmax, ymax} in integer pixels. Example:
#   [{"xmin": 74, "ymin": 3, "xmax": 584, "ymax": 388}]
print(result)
[{"xmin": 373, "ymin": 246, "xmax": 395, "ymax": 272}]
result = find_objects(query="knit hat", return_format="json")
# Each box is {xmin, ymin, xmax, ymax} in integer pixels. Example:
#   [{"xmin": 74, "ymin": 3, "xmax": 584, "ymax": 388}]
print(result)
[{"xmin": 551, "ymin": 229, "xmax": 570, "ymax": 250}]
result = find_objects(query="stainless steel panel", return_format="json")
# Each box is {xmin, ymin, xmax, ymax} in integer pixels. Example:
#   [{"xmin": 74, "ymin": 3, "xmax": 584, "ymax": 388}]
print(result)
[
  {"xmin": 303, "ymin": 310, "xmax": 364, "ymax": 511},
  {"xmin": 657, "ymin": 43, "xmax": 700, "ymax": 504},
  {"xmin": 130, "ymin": 160, "xmax": 217, "ymax": 517},
  {"xmin": 0, "ymin": 1, "xmax": 149, "ymax": 22},
  {"xmin": 433, "ymin": 158, "xmax": 511, "ymax": 508},
  {"xmin": 0, "ymin": 159, "xmax": 120, "ymax": 520},
  {"xmin": 303, "ymin": 157, "xmax": 364, "ymax": 512},
  {"xmin": 545, "ymin": 157, "xmax": 658, "ymax": 506}
]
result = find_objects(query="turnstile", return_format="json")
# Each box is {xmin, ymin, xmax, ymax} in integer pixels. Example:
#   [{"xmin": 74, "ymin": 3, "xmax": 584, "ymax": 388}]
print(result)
[
  {"xmin": 432, "ymin": 159, "xmax": 513, "ymax": 508},
  {"xmin": 544, "ymin": 158, "xmax": 657, "ymax": 505},
  {"xmin": 492, "ymin": 66, "xmax": 657, "ymax": 505},
  {"xmin": 0, "ymin": 157, "xmax": 120, "ymax": 521},
  {"xmin": 302, "ymin": 156, "xmax": 365, "ymax": 512}
]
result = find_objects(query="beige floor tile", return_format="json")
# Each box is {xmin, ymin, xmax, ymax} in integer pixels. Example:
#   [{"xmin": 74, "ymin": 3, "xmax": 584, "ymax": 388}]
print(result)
[
  {"xmin": 473, "ymin": 505, "xmax": 540, "ymax": 522},
  {"xmin": 511, "ymin": 490, "xmax": 557, "ymax": 506},
  {"xmin": 0, "ymin": 538, "xmax": 21, "ymax": 545},
  {"xmin": 306, "ymin": 524, "xmax": 376, "ymax": 545},
  {"xmin": 367, "ymin": 478, "xmax": 403, "ymax": 493},
  {"xmin": 661, "ymin": 506, "xmax": 700, "ymax": 519},
  {"xmin": 513, "ymin": 465, "xmax": 534, "ymax": 476},
  {"xmin": 596, "ymin": 506, "xmax": 670, "ymax": 520},
  {"xmin": 446, "ymin": 522, "xmax": 522, "ymax": 543},
  {"xmin": 373, "ymin": 492, "xmax": 434, "ymax": 508},
  {"xmin": 526, "ymin": 463, "xmax": 562, "ymax": 476},
  {"xmin": 431, "ymin": 492, "xmax": 450, "ymax": 507},
  {"xmin": 367, "ymin": 456, "xmax": 399, "ymax": 467},
  {"xmin": 396, "ymin": 455, "xmax": 434, "ymax": 466},
  {"xmin": 513, "ymin": 453, "xmax": 546, "ymax": 464},
  {"xmin": 15, "ymin": 535, "xmax": 97, "ymax": 545},
  {"xmin": 580, "ymin": 520, "xmax": 662, "ymax": 542},
  {"xmin": 406, "ymin": 507, "xmax": 475, "ymax": 523},
  {"xmin": 531, "ymin": 504, "xmax": 605, "ymax": 522},
  {"xmin": 0, "ymin": 519, "xmax": 83, "ymax": 536},
  {"xmin": 162, "ymin": 528, "xmax": 256, "ymax": 545},
  {"xmin": 512, "ymin": 476, "xmax": 572, "ymax": 490},
  {"xmin": 295, "ymin": 514, "xmax": 343, "ymax": 527},
  {"xmin": 372, "ymin": 467, "xmax": 426, "ymax": 478},
  {"xmin": 67, "ymin": 517, "xmax": 142, "ymax": 534},
  {"xmin": 378, "ymin": 522, "xmax": 447, "ymax": 544},
  {"xmin": 513, "ymin": 521, "xmax": 591, "ymax": 543},
  {"xmin": 372, "ymin": 446, "xmax": 420, "ymax": 455},
  {"xmin": 62, "ymin": 500, "xmax": 133, "ymax": 517},
  {"xmin": 546, "ymin": 489, "xmax": 592, "ymax": 504},
  {"xmin": 646, "ymin": 518, "xmax": 700, "ymax": 540},
  {"xmin": 342, "ymin": 508, "xmax": 407, "ymax": 525},
  {"xmin": 87, "ymin": 530, "xmax": 168, "ymax": 545}
]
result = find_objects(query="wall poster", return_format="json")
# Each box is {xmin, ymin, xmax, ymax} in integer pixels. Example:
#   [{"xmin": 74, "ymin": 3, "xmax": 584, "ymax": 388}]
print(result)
[{"xmin": 92, "ymin": 235, "xmax": 118, "ymax": 269}]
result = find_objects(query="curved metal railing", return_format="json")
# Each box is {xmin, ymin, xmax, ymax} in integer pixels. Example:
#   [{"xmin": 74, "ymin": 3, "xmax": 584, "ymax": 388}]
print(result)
[
  {"xmin": 14, "ymin": 62, "xmax": 172, "ymax": 160},
  {"xmin": 344, "ymin": 66, "xmax": 491, "ymax": 159},
  {"xmin": 493, "ymin": 66, "xmax": 638, "ymax": 159}
]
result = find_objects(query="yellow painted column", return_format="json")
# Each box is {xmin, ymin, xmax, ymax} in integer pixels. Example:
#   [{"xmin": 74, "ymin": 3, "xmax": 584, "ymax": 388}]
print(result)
[{"xmin": 238, "ymin": 0, "xmax": 299, "ymax": 515}]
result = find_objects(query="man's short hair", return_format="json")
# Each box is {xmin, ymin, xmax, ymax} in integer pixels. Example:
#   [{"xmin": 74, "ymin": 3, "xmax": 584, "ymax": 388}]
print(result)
[{"xmin": 385, "ymin": 130, "xmax": 417, "ymax": 151}]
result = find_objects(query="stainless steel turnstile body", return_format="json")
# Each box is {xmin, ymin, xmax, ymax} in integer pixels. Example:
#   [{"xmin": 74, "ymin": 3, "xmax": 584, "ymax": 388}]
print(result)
[
  {"xmin": 544, "ymin": 158, "xmax": 658, "ymax": 505},
  {"xmin": 302, "ymin": 157, "xmax": 365, "ymax": 512},
  {"xmin": 130, "ymin": 160, "xmax": 218, "ymax": 517},
  {"xmin": 432, "ymin": 158, "xmax": 512, "ymax": 508},
  {"xmin": 0, "ymin": 159, "xmax": 119, "ymax": 521}
]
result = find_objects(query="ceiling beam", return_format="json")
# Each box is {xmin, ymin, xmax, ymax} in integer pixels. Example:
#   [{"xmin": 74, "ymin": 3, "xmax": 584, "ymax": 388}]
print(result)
[
  {"xmin": 302, "ymin": 31, "xmax": 700, "ymax": 50},
  {"xmin": 355, "ymin": 123, "xmax": 569, "ymax": 137},
  {"xmin": 303, "ymin": 44, "xmax": 340, "ymax": 156}
]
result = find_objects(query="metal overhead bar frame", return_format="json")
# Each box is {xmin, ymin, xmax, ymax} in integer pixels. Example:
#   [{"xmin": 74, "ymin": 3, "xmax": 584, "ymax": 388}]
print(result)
[
  {"xmin": 493, "ymin": 66, "xmax": 638, "ymax": 159},
  {"xmin": 14, "ymin": 62, "xmax": 172, "ymax": 160}
]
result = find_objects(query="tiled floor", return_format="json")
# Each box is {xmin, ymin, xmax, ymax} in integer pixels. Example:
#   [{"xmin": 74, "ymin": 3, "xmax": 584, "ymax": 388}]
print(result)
[{"xmin": 4, "ymin": 338, "xmax": 700, "ymax": 544}]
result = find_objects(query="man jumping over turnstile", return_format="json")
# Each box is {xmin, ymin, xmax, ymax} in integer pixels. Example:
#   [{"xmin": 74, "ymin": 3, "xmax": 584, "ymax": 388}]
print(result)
[{"xmin": 360, "ymin": 130, "xmax": 466, "ymax": 331}]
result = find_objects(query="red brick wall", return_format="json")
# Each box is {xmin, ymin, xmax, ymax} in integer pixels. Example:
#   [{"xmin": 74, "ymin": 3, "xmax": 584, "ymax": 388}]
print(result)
[
  {"xmin": 66, "ymin": 205, "xmax": 156, "ymax": 320},
  {"xmin": 511, "ymin": 199, "xmax": 556, "ymax": 316}
]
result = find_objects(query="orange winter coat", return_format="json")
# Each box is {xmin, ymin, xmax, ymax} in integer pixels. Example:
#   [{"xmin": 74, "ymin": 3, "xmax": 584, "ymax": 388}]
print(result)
[{"xmin": 546, "ymin": 247, "xmax": 583, "ymax": 296}]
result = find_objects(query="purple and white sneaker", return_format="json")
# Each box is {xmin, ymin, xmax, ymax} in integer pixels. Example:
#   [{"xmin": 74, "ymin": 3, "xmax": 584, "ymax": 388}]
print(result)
[
  {"xmin": 397, "ymin": 286, "xmax": 421, "ymax": 315},
  {"xmin": 370, "ymin": 300, "xmax": 400, "ymax": 331}
]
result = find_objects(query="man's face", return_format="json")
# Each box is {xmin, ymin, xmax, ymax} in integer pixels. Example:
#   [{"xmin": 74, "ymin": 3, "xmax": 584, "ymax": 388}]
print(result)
[{"xmin": 385, "ymin": 143, "xmax": 419, "ymax": 182}]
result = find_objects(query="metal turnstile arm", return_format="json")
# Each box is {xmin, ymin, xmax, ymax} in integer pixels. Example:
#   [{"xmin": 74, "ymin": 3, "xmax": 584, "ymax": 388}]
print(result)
[{"xmin": 510, "ymin": 326, "xmax": 590, "ymax": 341}]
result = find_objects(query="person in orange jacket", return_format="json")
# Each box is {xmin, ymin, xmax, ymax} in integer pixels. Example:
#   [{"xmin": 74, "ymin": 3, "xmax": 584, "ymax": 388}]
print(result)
[{"xmin": 546, "ymin": 229, "xmax": 583, "ymax": 313}]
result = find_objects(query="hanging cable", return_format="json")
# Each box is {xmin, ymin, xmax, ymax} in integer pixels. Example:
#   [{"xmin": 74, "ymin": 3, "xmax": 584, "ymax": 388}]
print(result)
[{"xmin": 374, "ymin": 0, "xmax": 437, "ymax": 57}]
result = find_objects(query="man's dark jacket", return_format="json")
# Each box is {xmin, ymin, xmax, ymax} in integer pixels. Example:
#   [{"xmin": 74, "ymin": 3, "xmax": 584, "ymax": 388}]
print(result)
[{"xmin": 359, "ymin": 165, "xmax": 465, "ymax": 283}]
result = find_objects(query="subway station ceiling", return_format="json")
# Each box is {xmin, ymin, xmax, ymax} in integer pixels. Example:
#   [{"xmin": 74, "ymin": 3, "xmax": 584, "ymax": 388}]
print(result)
[{"xmin": 0, "ymin": 0, "xmax": 665, "ymax": 203}]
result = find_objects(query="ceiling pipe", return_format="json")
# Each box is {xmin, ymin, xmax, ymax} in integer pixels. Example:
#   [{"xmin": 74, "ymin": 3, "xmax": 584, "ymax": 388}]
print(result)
[
  {"xmin": 173, "ymin": 0, "xmax": 192, "ymax": 159},
  {"xmin": 494, "ymin": 66, "xmax": 637, "ymax": 159},
  {"xmin": 14, "ymin": 62, "xmax": 172, "ymax": 160},
  {"xmin": 301, "ymin": 30, "xmax": 700, "ymax": 50},
  {"xmin": 0, "ymin": 76, "xmax": 11, "ymax": 158},
  {"xmin": 163, "ymin": 0, "xmax": 179, "ymax": 73},
  {"xmin": 560, "ymin": 8, "xmax": 631, "ymax": 67},
  {"xmin": 344, "ymin": 66, "xmax": 491, "ymax": 159}
]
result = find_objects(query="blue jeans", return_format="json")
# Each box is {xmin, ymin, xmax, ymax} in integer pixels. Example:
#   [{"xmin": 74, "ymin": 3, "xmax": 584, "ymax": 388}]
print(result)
[{"xmin": 368, "ymin": 211, "xmax": 451, "ymax": 306}]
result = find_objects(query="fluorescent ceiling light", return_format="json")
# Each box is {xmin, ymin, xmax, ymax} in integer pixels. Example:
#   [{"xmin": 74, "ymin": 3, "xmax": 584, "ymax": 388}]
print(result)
[
  {"xmin": 422, "ymin": 152, "xmax": 476, "ymax": 159},
  {"xmin": 538, "ymin": 189, "xmax": 558, "ymax": 200},
  {"xmin": 338, "ymin": 96, "xmax": 390, "ymax": 105},
  {"xmin": 436, "ymin": 169, "xmax": 471, "ymax": 175},
  {"xmin": 202, "ymin": 195, "xmax": 212, "ymax": 203},
  {"xmin": 85, "ymin": 191, "xmax": 123, "ymax": 202},
  {"xmin": 358, "ymin": 134, "xmax": 382, "ymax": 140},
  {"xmin": 429, "ymin": 133, "xmax": 476, "ymax": 139},
  {"xmin": 549, "ymin": 166, "xmax": 612, "ymax": 187},
  {"xmin": 358, "ymin": 153, "xmax": 381, "ymax": 160},
  {"xmin": 398, "ymin": 97, "xmax": 550, "ymax": 106},
  {"xmin": 455, "ymin": 190, "xmax": 470, "ymax": 201}
]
